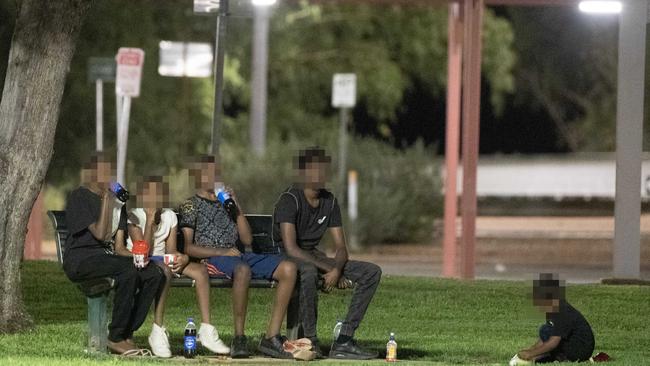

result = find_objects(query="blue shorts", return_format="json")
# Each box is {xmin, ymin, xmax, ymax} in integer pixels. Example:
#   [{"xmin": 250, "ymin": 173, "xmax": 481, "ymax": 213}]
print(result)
[{"xmin": 207, "ymin": 253, "xmax": 282, "ymax": 280}]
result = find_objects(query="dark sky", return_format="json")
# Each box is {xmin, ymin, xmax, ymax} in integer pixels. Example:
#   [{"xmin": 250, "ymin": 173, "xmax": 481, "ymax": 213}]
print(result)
[{"xmin": 353, "ymin": 5, "xmax": 615, "ymax": 155}]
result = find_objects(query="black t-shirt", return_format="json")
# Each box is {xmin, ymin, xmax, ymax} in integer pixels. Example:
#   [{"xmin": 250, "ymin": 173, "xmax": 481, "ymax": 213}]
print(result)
[
  {"xmin": 546, "ymin": 300, "xmax": 595, "ymax": 361},
  {"xmin": 272, "ymin": 187, "xmax": 342, "ymax": 250},
  {"xmin": 63, "ymin": 187, "xmax": 127, "ymax": 274},
  {"xmin": 178, "ymin": 195, "xmax": 239, "ymax": 249}
]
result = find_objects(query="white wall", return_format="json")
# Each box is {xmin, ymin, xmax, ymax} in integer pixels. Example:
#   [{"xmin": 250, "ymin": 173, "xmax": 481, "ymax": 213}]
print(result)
[{"xmin": 446, "ymin": 154, "xmax": 650, "ymax": 199}]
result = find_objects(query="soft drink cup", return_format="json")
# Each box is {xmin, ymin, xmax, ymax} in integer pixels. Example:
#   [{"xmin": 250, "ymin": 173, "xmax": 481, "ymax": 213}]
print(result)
[
  {"xmin": 163, "ymin": 254, "xmax": 176, "ymax": 267},
  {"xmin": 132, "ymin": 240, "xmax": 149, "ymax": 269}
]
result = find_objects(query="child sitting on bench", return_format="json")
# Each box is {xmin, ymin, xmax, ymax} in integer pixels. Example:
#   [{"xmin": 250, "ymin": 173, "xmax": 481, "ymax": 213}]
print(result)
[
  {"xmin": 126, "ymin": 175, "xmax": 229, "ymax": 357},
  {"xmin": 62, "ymin": 153, "xmax": 165, "ymax": 356}
]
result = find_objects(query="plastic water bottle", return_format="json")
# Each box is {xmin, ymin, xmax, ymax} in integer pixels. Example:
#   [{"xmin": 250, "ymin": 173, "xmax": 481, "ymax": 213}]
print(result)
[
  {"xmin": 333, "ymin": 319, "xmax": 343, "ymax": 340},
  {"xmin": 215, "ymin": 183, "xmax": 239, "ymax": 220},
  {"xmin": 184, "ymin": 317, "xmax": 197, "ymax": 358},
  {"xmin": 109, "ymin": 181, "xmax": 129, "ymax": 202},
  {"xmin": 386, "ymin": 332, "xmax": 397, "ymax": 362}
]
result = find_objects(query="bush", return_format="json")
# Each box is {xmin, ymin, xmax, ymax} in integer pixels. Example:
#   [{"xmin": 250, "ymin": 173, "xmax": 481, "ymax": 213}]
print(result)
[
  {"xmin": 347, "ymin": 138, "xmax": 442, "ymax": 244},
  {"xmin": 219, "ymin": 136, "xmax": 442, "ymax": 246}
]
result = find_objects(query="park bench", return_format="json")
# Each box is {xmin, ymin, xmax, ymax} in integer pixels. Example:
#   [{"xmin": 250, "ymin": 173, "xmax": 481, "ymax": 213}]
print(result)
[{"xmin": 47, "ymin": 210, "xmax": 303, "ymax": 353}]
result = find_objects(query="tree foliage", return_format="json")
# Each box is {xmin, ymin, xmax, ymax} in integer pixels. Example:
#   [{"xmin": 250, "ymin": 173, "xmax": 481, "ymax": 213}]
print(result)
[{"xmin": 0, "ymin": 0, "xmax": 517, "ymax": 186}]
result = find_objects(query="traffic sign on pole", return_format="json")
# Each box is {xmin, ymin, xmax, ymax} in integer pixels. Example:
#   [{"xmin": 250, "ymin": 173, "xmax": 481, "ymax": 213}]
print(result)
[
  {"xmin": 87, "ymin": 57, "xmax": 115, "ymax": 152},
  {"xmin": 88, "ymin": 57, "xmax": 116, "ymax": 83},
  {"xmin": 332, "ymin": 73, "xmax": 357, "ymax": 108},
  {"xmin": 115, "ymin": 48, "xmax": 145, "ymax": 97},
  {"xmin": 114, "ymin": 48, "xmax": 144, "ymax": 184}
]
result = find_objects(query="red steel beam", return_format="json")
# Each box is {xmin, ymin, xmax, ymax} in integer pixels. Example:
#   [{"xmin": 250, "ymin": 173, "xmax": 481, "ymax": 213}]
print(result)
[
  {"xmin": 460, "ymin": 0, "xmax": 483, "ymax": 279},
  {"xmin": 442, "ymin": 1, "xmax": 463, "ymax": 278}
]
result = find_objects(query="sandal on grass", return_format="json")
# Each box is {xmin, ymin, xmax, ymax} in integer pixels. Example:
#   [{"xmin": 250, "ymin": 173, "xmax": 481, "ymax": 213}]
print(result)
[
  {"xmin": 120, "ymin": 348, "xmax": 153, "ymax": 357},
  {"xmin": 283, "ymin": 338, "xmax": 316, "ymax": 361}
]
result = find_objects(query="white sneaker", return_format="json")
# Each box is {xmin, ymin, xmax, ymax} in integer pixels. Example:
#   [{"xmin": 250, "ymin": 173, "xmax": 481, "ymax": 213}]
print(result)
[
  {"xmin": 509, "ymin": 354, "xmax": 532, "ymax": 366},
  {"xmin": 148, "ymin": 323, "xmax": 172, "ymax": 358},
  {"xmin": 198, "ymin": 323, "xmax": 231, "ymax": 355}
]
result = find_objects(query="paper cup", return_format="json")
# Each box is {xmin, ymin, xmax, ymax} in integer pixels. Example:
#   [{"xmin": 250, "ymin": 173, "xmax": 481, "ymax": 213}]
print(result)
[{"xmin": 163, "ymin": 254, "xmax": 176, "ymax": 267}]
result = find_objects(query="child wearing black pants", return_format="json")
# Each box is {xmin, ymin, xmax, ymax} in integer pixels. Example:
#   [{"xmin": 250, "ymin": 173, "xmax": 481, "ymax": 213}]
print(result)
[
  {"xmin": 62, "ymin": 153, "xmax": 165, "ymax": 355},
  {"xmin": 514, "ymin": 273, "xmax": 595, "ymax": 364}
]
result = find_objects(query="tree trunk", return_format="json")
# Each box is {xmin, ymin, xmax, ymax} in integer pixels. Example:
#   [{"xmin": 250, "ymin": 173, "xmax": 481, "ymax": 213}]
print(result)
[{"xmin": 0, "ymin": 0, "xmax": 92, "ymax": 333}]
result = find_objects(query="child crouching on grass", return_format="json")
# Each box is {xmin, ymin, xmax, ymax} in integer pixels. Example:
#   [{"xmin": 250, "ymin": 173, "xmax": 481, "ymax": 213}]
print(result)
[{"xmin": 513, "ymin": 273, "xmax": 595, "ymax": 364}]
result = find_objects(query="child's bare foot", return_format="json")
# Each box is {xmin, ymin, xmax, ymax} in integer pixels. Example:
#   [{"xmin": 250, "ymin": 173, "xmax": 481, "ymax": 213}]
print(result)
[{"xmin": 108, "ymin": 340, "xmax": 138, "ymax": 354}]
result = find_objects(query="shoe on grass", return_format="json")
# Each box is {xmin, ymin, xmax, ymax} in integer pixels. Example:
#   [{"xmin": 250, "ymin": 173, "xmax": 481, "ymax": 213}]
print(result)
[
  {"xmin": 258, "ymin": 335, "xmax": 294, "ymax": 359},
  {"xmin": 329, "ymin": 338, "xmax": 377, "ymax": 360},
  {"xmin": 148, "ymin": 323, "xmax": 171, "ymax": 358},
  {"xmin": 197, "ymin": 323, "xmax": 230, "ymax": 355},
  {"xmin": 231, "ymin": 335, "xmax": 249, "ymax": 358}
]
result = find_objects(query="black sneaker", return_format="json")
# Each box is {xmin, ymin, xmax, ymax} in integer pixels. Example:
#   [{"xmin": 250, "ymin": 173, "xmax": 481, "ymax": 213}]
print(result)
[
  {"xmin": 230, "ymin": 335, "xmax": 249, "ymax": 358},
  {"xmin": 329, "ymin": 338, "xmax": 378, "ymax": 360},
  {"xmin": 258, "ymin": 335, "xmax": 293, "ymax": 359},
  {"xmin": 309, "ymin": 337, "xmax": 324, "ymax": 359}
]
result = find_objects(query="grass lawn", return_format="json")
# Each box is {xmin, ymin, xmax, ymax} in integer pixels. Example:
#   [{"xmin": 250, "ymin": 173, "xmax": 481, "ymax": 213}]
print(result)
[{"xmin": 0, "ymin": 261, "xmax": 648, "ymax": 365}]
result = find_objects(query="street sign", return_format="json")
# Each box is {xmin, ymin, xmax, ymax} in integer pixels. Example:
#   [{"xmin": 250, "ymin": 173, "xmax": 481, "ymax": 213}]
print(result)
[
  {"xmin": 158, "ymin": 41, "xmax": 213, "ymax": 78},
  {"xmin": 194, "ymin": 0, "xmax": 220, "ymax": 13},
  {"xmin": 115, "ymin": 48, "xmax": 145, "ymax": 97},
  {"xmin": 87, "ymin": 57, "xmax": 115, "ymax": 83},
  {"xmin": 332, "ymin": 73, "xmax": 357, "ymax": 108}
]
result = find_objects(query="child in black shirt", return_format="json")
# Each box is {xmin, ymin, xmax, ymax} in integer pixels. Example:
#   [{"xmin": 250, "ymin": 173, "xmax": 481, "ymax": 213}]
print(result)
[{"xmin": 515, "ymin": 273, "xmax": 595, "ymax": 363}]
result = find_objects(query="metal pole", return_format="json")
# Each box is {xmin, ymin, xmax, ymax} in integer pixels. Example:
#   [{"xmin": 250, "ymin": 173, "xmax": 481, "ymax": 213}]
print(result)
[
  {"xmin": 211, "ymin": 0, "xmax": 229, "ymax": 157},
  {"xmin": 460, "ymin": 0, "xmax": 483, "ymax": 280},
  {"xmin": 250, "ymin": 5, "xmax": 271, "ymax": 156},
  {"xmin": 348, "ymin": 170, "xmax": 359, "ymax": 250},
  {"xmin": 442, "ymin": 1, "xmax": 463, "ymax": 278},
  {"xmin": 95, "ymin": 79, "xmax": 103, "ymax": 152},
  {"xmin": 115, "ymin": 93, "xmax": 122, "ymax": 180},
  {"xmin": 613, "ymin": 0, "xmax": 647, "ymax": 279},
  {"xmin": 338, "ymin": 107, "xmax": 349, "ymax": 197},
  {"xmin": 117, "ymin": 96, "xmax": 131, "ymax": 184}
]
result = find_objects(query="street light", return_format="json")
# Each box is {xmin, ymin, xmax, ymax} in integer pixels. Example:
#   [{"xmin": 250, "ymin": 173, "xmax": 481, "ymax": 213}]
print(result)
[
  {"xmin": 578, "ymin": 0, "xmax": 622, "ymax": 14},
  {"xmin": 250, "ymin": 0, "xmax": 277, "ymax": 155},
  {"xmin": 194, "ymin": 0, "xmax": 277, "ymax": 156},
  {"xmin": 582, "ymin": 0, "xmax": 648, "ymax": 279},
  {"xmin": 194, "ymin": 0, "xmax": 229, "ymax": 156}
]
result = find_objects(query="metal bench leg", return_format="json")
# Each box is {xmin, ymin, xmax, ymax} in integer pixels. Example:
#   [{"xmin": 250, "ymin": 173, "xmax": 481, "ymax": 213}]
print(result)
[
  {"xmin": 286, "ymin": 288, "xmax": 304, "ymax": 340},
  {"xmin": 87, "ymin": 294, "xmax": 109, "ymax": 353}
]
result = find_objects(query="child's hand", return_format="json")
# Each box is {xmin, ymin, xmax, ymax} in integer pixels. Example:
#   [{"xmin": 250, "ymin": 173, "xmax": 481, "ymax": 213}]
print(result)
[
  {"xmin": 518, "ymin": 350, "xmax": 533, "ymax": 360},
  {"xmin": 172, "ymin": 254, "xmax": 189, "ymax": 273}
]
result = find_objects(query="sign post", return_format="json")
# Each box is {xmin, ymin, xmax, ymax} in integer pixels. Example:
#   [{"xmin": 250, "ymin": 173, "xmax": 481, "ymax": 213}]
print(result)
[
  {"xmin": 115, "ymin": 48, "xmax": 144, "ymax": 184},
  {"xmin": 88, "ymin": 57, "xmax": 116, "ymax": 152},
  {"xmin": 347, "ymin": 170, "xmax": 360, "ymax": 250},
  {"xmin": 332, "ymin": 73, "xmax": 357, "ymax": 195},
  {"xmin": 332, "ymin": 73, "xmax": 357, "ymax": 248}
]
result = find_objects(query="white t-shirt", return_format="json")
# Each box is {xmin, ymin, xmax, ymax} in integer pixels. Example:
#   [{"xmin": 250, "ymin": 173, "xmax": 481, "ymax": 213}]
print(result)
[{"xmin": 126, "ymin": 208, "xmax": 177, "ymax": 256}]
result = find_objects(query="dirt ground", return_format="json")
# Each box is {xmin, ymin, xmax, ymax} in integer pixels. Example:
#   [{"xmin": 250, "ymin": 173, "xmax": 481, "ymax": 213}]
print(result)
[{"xmin": 39, "ymin": 216, "xmax": 650, "ymax": 283}]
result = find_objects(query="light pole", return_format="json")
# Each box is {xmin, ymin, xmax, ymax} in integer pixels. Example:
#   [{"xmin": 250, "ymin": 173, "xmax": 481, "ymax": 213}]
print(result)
[
  {"xmin": 194, "ymin": 0, "xmax": 229, "ymax": 157},
  {"xmin": 580, "ymin": 0, "xmax": 646, "ymax": 279},
  {"xmin": 250, "ymin": 0, "xmax": 276, "ymax": 156}
]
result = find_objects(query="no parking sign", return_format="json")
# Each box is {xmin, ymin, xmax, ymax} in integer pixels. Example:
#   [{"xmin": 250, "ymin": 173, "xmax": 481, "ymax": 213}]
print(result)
[{"xmin": 115, "ymin": 48, "xmax": 144, "ymax": 97}]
